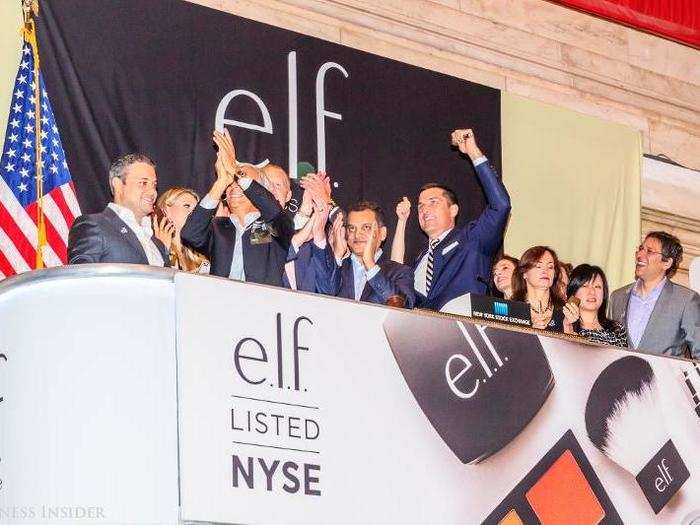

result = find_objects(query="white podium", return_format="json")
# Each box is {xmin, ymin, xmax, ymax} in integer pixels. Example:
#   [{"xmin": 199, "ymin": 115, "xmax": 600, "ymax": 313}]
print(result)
[
  {"xmin": 0, "ymin": 265, "xmax": 179, "ymax": 524},
  {"xmin": 2, "ymin": 265, "xmax": 699, "ymax": 525}
]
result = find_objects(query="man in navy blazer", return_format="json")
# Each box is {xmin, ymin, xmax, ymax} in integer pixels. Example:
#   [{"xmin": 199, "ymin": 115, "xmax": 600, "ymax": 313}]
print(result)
[
  {"xmin": 315, "ymin": 201, "xmax": 415, "ymax": 308},
  {"xmin": 413, "ymin": 129, "xmax": 511, "ymax": 311}
]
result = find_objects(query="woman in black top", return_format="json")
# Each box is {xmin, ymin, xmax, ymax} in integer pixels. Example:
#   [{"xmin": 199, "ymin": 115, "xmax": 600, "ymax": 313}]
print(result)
[
  {"xmin": 511, "ymin": 246, "xmax": 579, "ymax": 333},
  {"xmin": 566, "ymin": 264, "xmax": 628, "ymax": 347}
]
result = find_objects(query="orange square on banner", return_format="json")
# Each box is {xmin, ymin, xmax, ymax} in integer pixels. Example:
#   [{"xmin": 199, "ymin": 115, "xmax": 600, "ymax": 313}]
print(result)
[
  {"xmin": 525, "ymin": 450, "xmax": 605, "ymax": 525},
  {"xmin": 499, "ymin": 509, "xmax": 524, "ymax": 525}
]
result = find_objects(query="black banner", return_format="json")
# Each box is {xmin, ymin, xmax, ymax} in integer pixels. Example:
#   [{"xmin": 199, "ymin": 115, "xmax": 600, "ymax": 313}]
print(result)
[{"xmin": 37, "ymin": 0, "xmax": 501, "ymax": 260}]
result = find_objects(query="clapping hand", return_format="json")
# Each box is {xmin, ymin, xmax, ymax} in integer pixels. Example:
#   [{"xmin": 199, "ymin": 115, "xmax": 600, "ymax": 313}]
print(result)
[
  {"xmin": 362, "ymin": 222, "xmax": 379, "ymax": 271},
  {"xmin": 311, "ymin": 199, "xmax": 330, "ymax": 248},
  {"xmin": 212, "ymin": 128, "xmax": 238, "ymax": 175},
  {"xmin": 563, "ymin": 298, "xmax": 581, "ymax": 334},
  {"xmin": 291, "ymin": 207, "xmax": 316, "ymax": 249},
  {"xmin": 328, "ymin": 212, "xmax": 347, "ymax": 261},
  {"xmin": 300, "ymin": 172, "xmax": 332, "ymax": 209},
  {"xmin": 209, "ymin": 150, "xmax": 235, "ymax": 201}
]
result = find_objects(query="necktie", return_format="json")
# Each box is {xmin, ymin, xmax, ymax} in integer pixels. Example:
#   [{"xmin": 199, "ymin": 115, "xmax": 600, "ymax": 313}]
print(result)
[{"xmin": 426, "ymin": 238, "xmax": 440, "ymax": 294}]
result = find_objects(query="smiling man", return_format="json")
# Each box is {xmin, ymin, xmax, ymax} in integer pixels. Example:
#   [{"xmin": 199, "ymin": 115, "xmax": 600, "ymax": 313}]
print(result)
[
  {"xmin": 180, "ymin": 129, "xmax": 293, "ymax": 286},
  {"xmin": 413, "ymin": 128, "xmax": 511, "ymax": 311},
  {"xmin": 68, "ymin": 153, "xmax": 171, "ymax": 266},
  {"xmin": 609, "ymin": 231, "xmax": 700, "ymax": 359},
  {"xmin": 315, "ymin": 201, "xmax": 415, "ymax": 307}
]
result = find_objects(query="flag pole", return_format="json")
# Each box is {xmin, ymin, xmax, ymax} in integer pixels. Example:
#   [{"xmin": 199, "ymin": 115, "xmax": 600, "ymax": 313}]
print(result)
[{"xmin": 22, "ymin": 0, "xmax": 46, "ymax": 269}]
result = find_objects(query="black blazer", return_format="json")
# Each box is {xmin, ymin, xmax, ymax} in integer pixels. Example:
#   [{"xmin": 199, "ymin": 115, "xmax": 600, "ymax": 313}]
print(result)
[
  {"xmin": 181, "ymin": 180, "xmax": 294, "ymax": 286},
  {"xmin": 68, "ymin": 206, "xmax": 169, "ymax": 265}
]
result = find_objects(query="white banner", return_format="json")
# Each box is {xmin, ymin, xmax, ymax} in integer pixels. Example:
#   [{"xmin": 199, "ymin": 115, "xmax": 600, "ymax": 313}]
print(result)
[
  {"xmin": 3, "ymin": 268, "xmax": 699, "ymax": 524},
  {"xmin": 176, "ymin": 273, "xmax": 700, "ymax": 524}
]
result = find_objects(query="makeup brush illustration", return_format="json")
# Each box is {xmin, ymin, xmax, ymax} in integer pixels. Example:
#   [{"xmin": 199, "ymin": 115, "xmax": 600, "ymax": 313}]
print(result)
[
  {"xmin": 585, "ymin": 355, "xmax": 690, "ymax": 514},
  {"xmin": 681, "ymin": 368, "xmax": 700, "ymax": 418}
]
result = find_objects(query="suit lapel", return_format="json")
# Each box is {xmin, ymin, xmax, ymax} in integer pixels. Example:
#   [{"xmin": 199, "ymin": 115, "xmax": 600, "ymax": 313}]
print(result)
[
  {"xmin": 218, "ymin": 219, "xmax": 237, "ymax": 272},
  {"xmin": 103, "ymin": 207, "xmax": 148, "ymax": 262},
  {"xmin": 360, "ymin": 260, "xmax": 386, "ymax": 302},
  {"xmin": 639, "ymin": 280, "xmax": 673, "ymax": 350},
  {"xmin": 619, "ymin": 284, "xmax": 633, "ymax": 326},
  {"xmin": 413, "ymin": 248, "xmax": 428, "ymax": 270},
  {"xmin": 340, "ymin": 259, "xmax": 356, "ymax": 300},
  {"xmin": 428, "ymin": 229, "xmax": 460, "ymax": 298},
  {"xmin": 152, "ymin": 236, "xmax": 169, "ymax": 263},
  {"xmin": 360, "ymin": 281, "xmax": 374, "ymax": 302}
]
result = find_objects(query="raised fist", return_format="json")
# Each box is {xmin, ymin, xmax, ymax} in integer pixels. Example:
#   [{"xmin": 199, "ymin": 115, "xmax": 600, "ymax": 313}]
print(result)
[
  {"xmin": 396, "ymin": 196, "xmax": 411, "ymax": 221},
  {"xmin": 451, "ymin": 128, "xmax": 482, "ymax": 160}
]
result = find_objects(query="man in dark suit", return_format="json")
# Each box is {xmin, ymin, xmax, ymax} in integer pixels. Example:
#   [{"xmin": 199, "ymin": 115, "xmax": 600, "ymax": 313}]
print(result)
[
  {"xmin": 609, "ymin": 231, "xmax": 700, "ymax": 359},
  {"xmin": 413, "ymin": 128, "xmax": 511, "ymax": 311},
  {"xmin": 282, "ymin": 172, "xmax": 338, "ymax": 293},
  {"xmin": 315, "ymin": 201, "xmax": 415, "ymax": 308},
  {"xmin": 180, "ymin": 129, "xmax": 293, "ymax": 287},
  {"xmin": 68, "ymin": 153, "xmax": 172, "ymax": 265}
]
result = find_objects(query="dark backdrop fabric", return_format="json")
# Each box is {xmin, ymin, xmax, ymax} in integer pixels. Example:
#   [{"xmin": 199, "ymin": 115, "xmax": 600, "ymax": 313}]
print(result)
[{"xmin": 37, "ymin": 0, "xmax": 501, "ymax": 261}]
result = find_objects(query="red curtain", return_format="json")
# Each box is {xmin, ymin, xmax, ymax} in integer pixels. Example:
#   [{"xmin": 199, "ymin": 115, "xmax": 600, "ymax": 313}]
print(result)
[{"xmin": 549, "ymin": 0, "xmax": 699, "ymax": 48}]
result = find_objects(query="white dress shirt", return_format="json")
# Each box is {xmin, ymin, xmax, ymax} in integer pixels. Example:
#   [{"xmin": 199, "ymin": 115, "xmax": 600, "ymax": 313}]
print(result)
[
  {"xmin": 199, "ymin": 176, "xmax": 261, "ymax": 281},
  {"xmin": 107, "ymin": 203, "xmax": 164, "ymax": 266},
  {"xmin": 627, "ymin": 278, "xmax": 667, "ymax": 348},
  {"xmin": 350, "ymin": 249, "xmax": 382, "ymax": 300}
]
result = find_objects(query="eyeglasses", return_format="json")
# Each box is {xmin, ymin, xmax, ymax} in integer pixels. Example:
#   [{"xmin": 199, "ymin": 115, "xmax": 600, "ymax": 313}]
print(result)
[
  {"xmin": 637, "ymin": 245, "xmax": 663, "ymax": 257},
  {"xmin": 346, "ymin": 223, "xmax": 375, "ymax": 235}
]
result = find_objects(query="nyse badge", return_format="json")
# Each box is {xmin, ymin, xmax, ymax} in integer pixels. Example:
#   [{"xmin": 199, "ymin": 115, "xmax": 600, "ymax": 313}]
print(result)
[{"xmin": 383, "ymin": 311, "xmax": 554, "ymax": 463}]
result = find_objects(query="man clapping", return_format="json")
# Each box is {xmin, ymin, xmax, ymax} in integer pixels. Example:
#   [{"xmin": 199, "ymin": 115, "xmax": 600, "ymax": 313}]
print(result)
[{"xmin": 180, "ymin": 129, "xmax": 294, "ymax": 286}]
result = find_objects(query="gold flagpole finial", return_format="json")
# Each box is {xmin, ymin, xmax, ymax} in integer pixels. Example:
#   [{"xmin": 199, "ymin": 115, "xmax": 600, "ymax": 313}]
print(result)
[{"xmin": 22, "ymin": 0, "xmax": 38, "ymax": 25}]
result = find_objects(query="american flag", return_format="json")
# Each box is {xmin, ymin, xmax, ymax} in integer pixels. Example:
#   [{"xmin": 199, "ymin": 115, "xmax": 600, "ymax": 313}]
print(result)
[{"xmin": 0, "ymin": 41, "xmax": 80, "ymax": 279}]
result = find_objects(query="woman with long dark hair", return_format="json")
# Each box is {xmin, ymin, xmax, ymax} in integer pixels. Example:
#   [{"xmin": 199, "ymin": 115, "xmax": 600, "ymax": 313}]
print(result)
[
  {"xmin": 566, "ymin": 264, "xmax": 628, "ymax": 347},
  {"xmin": 511, "ymin": 246, "xmax": 578, "ymax": 332}
]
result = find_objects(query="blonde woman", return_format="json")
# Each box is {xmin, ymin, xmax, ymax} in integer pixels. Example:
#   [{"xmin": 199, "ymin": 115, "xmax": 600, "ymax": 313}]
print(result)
[{"xmin": 155, "ymin": 187, "xmax": 210, "ymax": 273}]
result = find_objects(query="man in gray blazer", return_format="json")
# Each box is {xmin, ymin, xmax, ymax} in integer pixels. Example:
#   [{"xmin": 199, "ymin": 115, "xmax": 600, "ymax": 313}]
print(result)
[
  {"xmin": 68, "ymin": 154, "xmax": 171, "ymax": 266},
  {"xmin": 609, "ymin": 231, "xmax": 700, "ymax": 360}
]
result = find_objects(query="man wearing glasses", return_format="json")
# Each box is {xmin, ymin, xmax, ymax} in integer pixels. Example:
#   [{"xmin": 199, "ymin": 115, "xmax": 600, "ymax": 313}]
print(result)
[
  {"xmin": 314, "ymin": 201, "xmax": 415, "ymax": 308},
  {"xmin": 609, "ymin": 231, "xmax": 700, "ymax": 359}
]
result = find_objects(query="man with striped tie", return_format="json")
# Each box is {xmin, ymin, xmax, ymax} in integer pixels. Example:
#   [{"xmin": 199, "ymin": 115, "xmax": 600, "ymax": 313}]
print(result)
[{"xmin": 413, "ymin": 129, "xmax": 511, "ymax": 311}]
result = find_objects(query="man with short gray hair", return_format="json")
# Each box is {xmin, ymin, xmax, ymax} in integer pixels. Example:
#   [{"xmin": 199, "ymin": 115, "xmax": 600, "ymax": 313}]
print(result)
[{"xmin": 67, "ymin": 153, "xmax": 172, "ymax": 265}]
